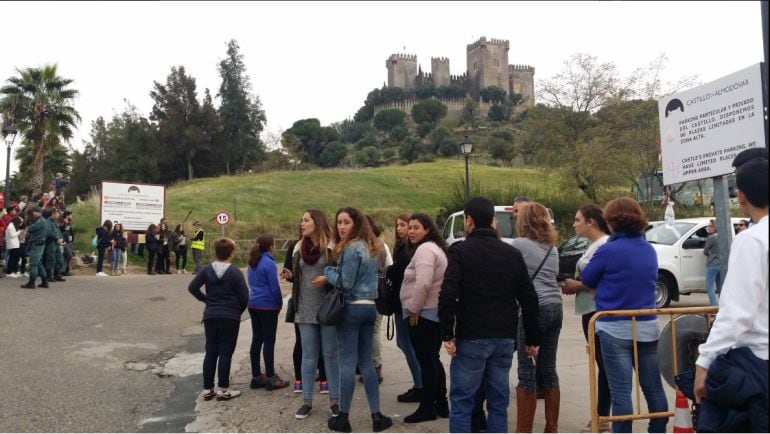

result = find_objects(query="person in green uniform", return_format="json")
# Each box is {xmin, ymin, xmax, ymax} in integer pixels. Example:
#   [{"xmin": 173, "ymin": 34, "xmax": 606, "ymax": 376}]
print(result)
[
  {"xmin": 43, "ymin": 208, "xmax": 66, "ymax": 282},
  {"xmin": 20, "ymin": 205, "xmax": 48, "ymax": 289}
]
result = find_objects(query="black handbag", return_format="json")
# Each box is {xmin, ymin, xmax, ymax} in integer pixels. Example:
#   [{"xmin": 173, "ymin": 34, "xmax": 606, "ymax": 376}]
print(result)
[
  {"xmin": 317, "ymin": 256, "xmax": 346, "ymax": 326},
  {"xmin": 375, "ymin": 265, "xmax": 395, "ymax": 316},
  {"xmin": 285, "ymin": 297, "xmax": 296, "ymax": 323},
  {"xmin": 316, "ymin": 282, "xmax": 345, "ymax": 325}
]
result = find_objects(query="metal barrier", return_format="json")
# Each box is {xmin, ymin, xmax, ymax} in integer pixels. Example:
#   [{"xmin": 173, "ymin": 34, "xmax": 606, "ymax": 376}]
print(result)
[{"xmin": 587, "ymin": 306, "xmax": 718, "ymax": 432}]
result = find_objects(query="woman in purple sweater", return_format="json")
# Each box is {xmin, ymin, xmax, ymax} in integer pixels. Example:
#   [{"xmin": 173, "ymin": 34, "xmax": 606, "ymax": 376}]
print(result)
[{"xmin": 581, "ymin": 197, "xmax": 668, "ymax": 433}]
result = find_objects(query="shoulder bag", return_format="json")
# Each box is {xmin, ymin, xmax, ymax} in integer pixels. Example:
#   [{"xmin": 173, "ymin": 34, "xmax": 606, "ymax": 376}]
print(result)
[
  {"xmin": 531, "ymin": 245, "xmax": 554, "ymax": 281},
  {"xmin": 316, "ymin": 255, "xmax": 346, "ymax": 326}
]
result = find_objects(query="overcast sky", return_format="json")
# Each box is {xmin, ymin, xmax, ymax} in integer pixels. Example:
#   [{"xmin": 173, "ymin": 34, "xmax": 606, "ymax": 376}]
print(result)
[{"xmin": 2, "ymin": 1, "xmax": 764, "ymax": 174}]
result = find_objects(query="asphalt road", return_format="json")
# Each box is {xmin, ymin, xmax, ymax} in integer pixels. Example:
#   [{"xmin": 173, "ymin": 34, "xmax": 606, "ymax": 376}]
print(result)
[{"xmin": 0, "ymin": 267, "xmax": 714, "ymax": 433}]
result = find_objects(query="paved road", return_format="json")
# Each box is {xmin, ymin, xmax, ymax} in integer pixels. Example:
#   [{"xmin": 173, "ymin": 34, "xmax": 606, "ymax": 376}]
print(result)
[{"xmin": 0, "ymin": 269, "xmax": 713, "ymax": 432}]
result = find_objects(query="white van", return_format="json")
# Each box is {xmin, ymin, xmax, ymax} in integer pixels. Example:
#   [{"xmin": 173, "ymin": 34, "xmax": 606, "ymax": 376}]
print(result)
[{"xmin": 442, "ymin": 206, "xmax": 554, "ymax": 246}]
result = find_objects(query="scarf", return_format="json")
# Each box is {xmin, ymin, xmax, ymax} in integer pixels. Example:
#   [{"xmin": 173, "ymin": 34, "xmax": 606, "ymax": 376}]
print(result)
[{"xmin": 301, "ymin": 236, "xmax": 322, "ymax": 265}]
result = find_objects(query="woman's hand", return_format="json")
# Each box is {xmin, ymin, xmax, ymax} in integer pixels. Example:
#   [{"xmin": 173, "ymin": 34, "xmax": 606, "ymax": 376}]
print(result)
[
  {"xmin": 311, "ymin": 276, "xmax": 327, "ymax": 288},
  {"xmin": 561, "ymin": 278, "xmax": 581, "ymax": 295},
  {"xmin": 409, "ymin": 312, "xmax": 420, "ymax": 326},
  {"xmin": 280, "ymin": 268, "xmax": 293, "ymax": 281}
]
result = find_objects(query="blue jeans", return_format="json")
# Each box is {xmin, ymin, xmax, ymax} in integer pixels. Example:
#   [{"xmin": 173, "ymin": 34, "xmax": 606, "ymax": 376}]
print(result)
[
  {"xmin": 449, "ymin": 338, "xmax": 516, "ymax": 433},
  {"xmin": 298, "ymin": 323, "xmax": 340, "ymax": 403},
  {"xmin": 598, "ymin": 331, "xmax": 668, "ymax": 433},
  {"xmin": 705, "ymin": 266, "xmax": 721, "ymax": 306},
  {"xmin": 395, "ymin": 313, "xmax": 422, "ymax": 388},
  {"xmin": 337, "ymin": 303, "xmax": 380, "ymax": 413},
  {"xmin": 111, "ymin": 248, "xmax": 123, "ymax": 270}
]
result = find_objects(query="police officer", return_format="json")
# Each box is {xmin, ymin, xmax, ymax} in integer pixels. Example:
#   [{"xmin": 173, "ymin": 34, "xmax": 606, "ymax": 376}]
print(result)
[
  {"xmin": 190, "ymin": 220, "xmax": 205, "ymax": 273},
  {"xmin": 20, "ymin": 205, "xmax": 48, "ymax": 289},
  {"xmin": 41, "ymin": 208, "xmax": 66, "ymax": 282}
]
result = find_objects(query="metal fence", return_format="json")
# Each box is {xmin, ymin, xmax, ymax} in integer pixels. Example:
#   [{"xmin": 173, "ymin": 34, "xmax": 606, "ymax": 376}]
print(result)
[{"xmin": 587, "ymin": 306, "xmax": 718, "ymax": 432}]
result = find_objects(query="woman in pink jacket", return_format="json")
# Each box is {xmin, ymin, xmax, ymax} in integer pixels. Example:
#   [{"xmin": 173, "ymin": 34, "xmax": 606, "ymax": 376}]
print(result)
[{"xmin": 400, "ymin": 213, "xmax": 449, "ymax": 424}]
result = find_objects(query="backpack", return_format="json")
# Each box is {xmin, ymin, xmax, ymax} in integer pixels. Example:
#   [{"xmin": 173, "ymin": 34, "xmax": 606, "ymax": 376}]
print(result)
[{"xmin": 375, "ymin": 265, "xmax": 396, "ymax": 316}]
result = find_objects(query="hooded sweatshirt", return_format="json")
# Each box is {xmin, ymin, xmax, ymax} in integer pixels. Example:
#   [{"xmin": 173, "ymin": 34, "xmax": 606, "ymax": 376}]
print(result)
[{"xmin": 188, "ymin": 261, "xmax": 249, "ymax": 322}]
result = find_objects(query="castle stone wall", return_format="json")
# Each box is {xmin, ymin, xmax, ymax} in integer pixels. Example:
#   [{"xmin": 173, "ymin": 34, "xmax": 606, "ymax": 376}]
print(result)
[
  {"xmin": 509, "ymin": 65, "xmax": 536, "ymax": 108},
  {"xmin": 431, "ymin": 57, "xmax": 451, "ymax": 87},
  {"xmin": 466, "ymin": 37, "xmax": 510, "ymax": 98},
  {"xmin": 373, "ymin": 97, "xmax": 492, "ymax": 119},
  {"xmin": 386, "ymin": 54, "xmax": 418, "ymax": 91}
]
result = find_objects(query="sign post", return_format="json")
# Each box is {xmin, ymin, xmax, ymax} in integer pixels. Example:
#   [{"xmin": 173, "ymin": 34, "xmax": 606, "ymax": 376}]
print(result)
[
  {"xmin": 659, "ymin": 63, "xmax": 766, "ymax": 284},
  {"xmin": 215, "ymin": 211, "xmax": 231, "ymax": 236}
]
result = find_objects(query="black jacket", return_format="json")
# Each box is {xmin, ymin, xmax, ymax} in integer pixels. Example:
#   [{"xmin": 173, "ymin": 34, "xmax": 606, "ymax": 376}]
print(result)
[{"xmin": 438, "ymin": 227, "xmax": 540, "ymax": 345}]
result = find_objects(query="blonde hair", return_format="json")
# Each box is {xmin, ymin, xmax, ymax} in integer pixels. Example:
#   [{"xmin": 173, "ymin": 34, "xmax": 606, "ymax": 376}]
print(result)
[{"xmin": 515, "ymin": 202, "xmax": 558, "ymax": 245}]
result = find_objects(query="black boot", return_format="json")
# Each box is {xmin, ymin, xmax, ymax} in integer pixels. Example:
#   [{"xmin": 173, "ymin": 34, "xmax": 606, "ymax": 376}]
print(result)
[
  {"xmin": 328, "ymin": 411, "xmax": 352, "ymax": 433},
  {"xmin": 46, "ymin": 269, "xmax": 56, "ymax": 283},
  {"xmin": 39, "ymin": 276, "xmax": 49, "ymax": 288},
  {"xmin": 62, "ymin": 267, "xmax": 71, "ymax": 276},
  {"xmin": 20, "ymin": 277, "xmax": 36, "ymax": 289},
  {"xmin": 372, "ymin": 412, "xmax": 393, "ymax": 432},
  {"xmin": 54, "ymin": 270, "xmax": 66, "ymax": 282},
  {"xmin": 404, "ymin": 403, "xmax": 437, "ymax": 423}
]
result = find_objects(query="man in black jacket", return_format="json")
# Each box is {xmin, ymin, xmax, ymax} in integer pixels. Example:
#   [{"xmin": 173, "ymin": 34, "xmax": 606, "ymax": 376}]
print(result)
[{"xmin": 439, "ymin": 196, "xmax": 540, "ymax": 433}]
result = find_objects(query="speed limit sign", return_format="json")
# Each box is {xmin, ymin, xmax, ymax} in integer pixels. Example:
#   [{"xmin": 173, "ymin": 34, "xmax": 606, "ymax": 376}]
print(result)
[{"xmin": 215, "ymin": 211, "xmax": 231, "ymax": 225}]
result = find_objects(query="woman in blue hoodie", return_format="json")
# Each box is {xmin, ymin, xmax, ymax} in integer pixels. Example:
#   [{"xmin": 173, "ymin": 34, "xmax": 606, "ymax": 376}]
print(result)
[{"xmin": 247, "ymin": 233, "xmax": 288, "ymax": 390}]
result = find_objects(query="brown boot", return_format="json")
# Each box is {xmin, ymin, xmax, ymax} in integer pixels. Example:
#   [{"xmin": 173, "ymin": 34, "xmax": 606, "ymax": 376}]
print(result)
[
  {"xmin": 516, "ymin": 386, "xmax": 537, "ymax": 433},
  {"xmin": 544, "ymin": 388, "xmax": 560, "ymax": 433}
]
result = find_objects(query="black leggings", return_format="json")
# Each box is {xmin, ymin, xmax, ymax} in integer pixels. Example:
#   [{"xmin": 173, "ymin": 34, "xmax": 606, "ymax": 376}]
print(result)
[
  {"xmin": 203, "ymin": 318, "xmax": 240, "ymax": 389},
  {"xmin": 582, "ymin": 312, "xmax": 611, "ymax": 417},
  {"xmin": 293, "ymin": 323, "xmax": 327, "ymax": 381},
  {"xmin": 250, "ymin": 309, "xmax": 280, "ymax": 377},
  {"xmin": 7, "ymin": 248, "xmax": 20, "ymax": 274},
  {"xmin": 408, "ymin": 317, "xmax": 447, "ymax": 410},
  {"xmin": 147, "ymin": 249, "xmax": 157, "ymax": 273},
  {"xmin": 176, "ymin": 245, "xmax": 188, "ymax": 270}
]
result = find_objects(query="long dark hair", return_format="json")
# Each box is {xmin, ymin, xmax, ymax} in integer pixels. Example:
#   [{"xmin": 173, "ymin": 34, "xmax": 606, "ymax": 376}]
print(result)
[
  {"xmin": 394, "ymin": 212, "xmax": 412, "ymax": 250},
  {"xmin": 579, "ymin": 203, "xmax": 610, "ymax": 235},
  {"xmin": 249, "ymin": 233, "xmax": 274, "ymax": 269},
  {"xmin": 409, "ymin": 213, "xmax": 448, "ymax": 253},
  {"xmin": 333, "ymin": 207, "xmax": 380, "ymax": 258}
]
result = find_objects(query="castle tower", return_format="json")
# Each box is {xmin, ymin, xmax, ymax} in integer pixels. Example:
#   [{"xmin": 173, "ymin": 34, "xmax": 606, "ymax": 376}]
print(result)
[
  {"xmin": 466, "ymin": 37, "xmax": 510, "ymax": 98},
  {"xmin": 386, "ymin": 54, "xmax": 418, "ymax": 91},
  {"xmin": 431, "ymin": 57, "xmax": 450, "ymax": 87},
  {"xmin": 509, "ymin": 64, "xmax": 536, "ymax": 107}
]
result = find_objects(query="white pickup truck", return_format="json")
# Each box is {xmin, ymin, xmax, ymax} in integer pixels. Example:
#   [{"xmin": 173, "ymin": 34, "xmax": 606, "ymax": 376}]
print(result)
[{"xmin": 645, "ymin": 217, "xmax": 743, "ymax": 308}]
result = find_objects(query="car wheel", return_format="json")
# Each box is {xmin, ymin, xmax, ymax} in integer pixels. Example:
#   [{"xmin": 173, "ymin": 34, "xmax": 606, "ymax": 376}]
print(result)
[{"xmin": 656, "ymin": 273, "xmax": 673, "ymax": 308}]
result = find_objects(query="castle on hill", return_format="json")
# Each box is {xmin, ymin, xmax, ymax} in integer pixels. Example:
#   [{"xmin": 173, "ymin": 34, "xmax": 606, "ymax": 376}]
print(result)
[{"xmin": 385, "ymin": 36, "xmax": 535, "ymax": 107}]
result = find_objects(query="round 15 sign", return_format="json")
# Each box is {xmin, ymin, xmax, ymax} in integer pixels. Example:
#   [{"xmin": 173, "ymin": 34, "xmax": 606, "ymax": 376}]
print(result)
[{"xmin": 215, "ymin": 211, "xmax": 231, "ymax": 226}]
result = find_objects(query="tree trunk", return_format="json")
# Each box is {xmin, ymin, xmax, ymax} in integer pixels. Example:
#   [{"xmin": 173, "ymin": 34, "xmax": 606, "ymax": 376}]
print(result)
[
  {"xmin": 31, "ymin": 129, "xmax": 46, "ymax": 195},
  {"xmin": 187, "ymin": 155, "xmax": 194, "ymax": 181}
]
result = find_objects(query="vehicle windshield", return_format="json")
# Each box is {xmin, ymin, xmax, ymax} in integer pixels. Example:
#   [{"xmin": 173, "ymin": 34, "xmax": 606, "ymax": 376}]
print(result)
[
  {"xmin": 644, "ymin": 222, "xmax": 696, "ymax": 245},
  {"xmin": 496, "ymin": 212, "xmax": 514, "ymax": 238}
]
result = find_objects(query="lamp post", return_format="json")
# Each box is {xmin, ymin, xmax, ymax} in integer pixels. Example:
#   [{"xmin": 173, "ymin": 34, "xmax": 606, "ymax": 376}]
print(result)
[
  {"xmin": 460, "ymin": 135, "xmax": 473, "ymax": 203},
  {"xmin": 2, "ymin": 122, "xmax": 17, "ymax": 209}
]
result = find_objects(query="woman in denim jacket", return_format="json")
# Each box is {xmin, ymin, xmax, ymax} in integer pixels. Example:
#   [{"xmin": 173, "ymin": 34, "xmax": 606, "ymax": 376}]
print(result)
[{"xmin": 320, "ymin": 207, "xmax": 393, "ymax": 433}]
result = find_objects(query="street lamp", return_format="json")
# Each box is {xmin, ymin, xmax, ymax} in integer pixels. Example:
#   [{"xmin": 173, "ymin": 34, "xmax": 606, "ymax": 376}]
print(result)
[
  {"xmin": 460, "ymin": 135, "xmax": 473, "ymax": 203},
  {"xmin": 2, "ymin": 122, "xmax": 17, "ymax": 209}
]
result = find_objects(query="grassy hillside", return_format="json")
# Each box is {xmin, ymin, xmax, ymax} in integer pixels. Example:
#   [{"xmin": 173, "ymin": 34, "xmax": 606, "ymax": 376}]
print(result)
[{"xmin": 68, "ymin": 159, "xmax": 576, "ymax": 255}]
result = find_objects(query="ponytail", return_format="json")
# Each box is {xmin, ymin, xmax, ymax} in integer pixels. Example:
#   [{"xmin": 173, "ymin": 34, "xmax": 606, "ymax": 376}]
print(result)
[{"xmin": 248, "ymin": 233, "xmax": 275, "ymax": 269}]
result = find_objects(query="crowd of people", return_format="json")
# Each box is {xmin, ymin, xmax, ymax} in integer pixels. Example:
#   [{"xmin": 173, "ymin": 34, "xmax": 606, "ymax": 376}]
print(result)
[{"xmin": 1, "ymin": 174, "xmax": 75, "ymax": 287}]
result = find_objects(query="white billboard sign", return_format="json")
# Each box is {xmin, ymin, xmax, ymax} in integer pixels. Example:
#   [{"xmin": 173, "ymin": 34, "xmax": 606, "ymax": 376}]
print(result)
[
  {"xmin": 100, "ymin": 181, "xmax": 166, "ymax": 231},
  {"xmin": 658, "ymin": 63, "xmax": 765, "ymax": 185}
]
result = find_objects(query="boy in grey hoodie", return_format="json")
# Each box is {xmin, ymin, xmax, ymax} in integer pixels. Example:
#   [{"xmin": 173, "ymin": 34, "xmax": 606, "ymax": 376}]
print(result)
[{"xmin": 188, "ymin": 237, "xmax": 249, "ymax": 400}]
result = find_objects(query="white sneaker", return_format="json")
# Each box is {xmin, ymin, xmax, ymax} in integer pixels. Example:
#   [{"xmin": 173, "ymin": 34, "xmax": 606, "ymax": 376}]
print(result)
[
  {"xmin": 182, "ymin": 269, "xmax": 187, "ymax": 274},
  {"xmin": 177, "ymin": 270, "xmax": 181, "ymax": 274},
  {"xmin": 96, "ymin": 272, "xmax": 109, "ymax": 277},
  {"xmin": 10, "ymin": 272, "xmax": 20, "ymax": 278},
  {"xmin": 22, "ymin": 272, "xmax": 29, "ymax": 277}
]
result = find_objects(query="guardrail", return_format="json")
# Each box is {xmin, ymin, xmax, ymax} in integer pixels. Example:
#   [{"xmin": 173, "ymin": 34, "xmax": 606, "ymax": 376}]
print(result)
[{"xmin": 587, "ymin": 306, "xmax": 718, "ymax": 432}]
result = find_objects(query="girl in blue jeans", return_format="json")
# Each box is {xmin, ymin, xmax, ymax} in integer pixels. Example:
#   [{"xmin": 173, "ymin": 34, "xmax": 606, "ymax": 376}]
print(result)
[
  {"xmin": 110, "ymin": 223, "xmax": 126, "ymax": 276},
  {"xmin": 321, "ymin": 207, "xmax": 393, "ymax": 433}
]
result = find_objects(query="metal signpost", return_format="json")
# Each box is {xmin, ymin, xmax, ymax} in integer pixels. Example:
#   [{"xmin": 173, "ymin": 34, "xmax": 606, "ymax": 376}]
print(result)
[{"xmin": 658, "ymin": 63, "xmax": 767, "ymax": 284}]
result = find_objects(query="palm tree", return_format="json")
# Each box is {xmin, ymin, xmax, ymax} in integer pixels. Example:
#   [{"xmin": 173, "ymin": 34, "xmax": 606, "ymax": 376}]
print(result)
[{"xmin": 0, "ymin": 64, "xmax": 80, "ymax": 195}]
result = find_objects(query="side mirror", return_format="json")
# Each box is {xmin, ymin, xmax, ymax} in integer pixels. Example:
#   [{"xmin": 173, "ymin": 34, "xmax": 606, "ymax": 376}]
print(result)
[{"xmin": 682, "ymin": 239, "xmax": 705, "ymax": 249}]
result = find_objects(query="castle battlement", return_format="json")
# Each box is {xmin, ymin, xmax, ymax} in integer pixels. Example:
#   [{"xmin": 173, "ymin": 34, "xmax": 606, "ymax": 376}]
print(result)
[
  {"xmin": 431, "ymin": 57, "xmax": 450, "ymax": 65},
  {"xmin": 467, "ymin": 36, "xmax": 509, "ymax": 51},
  {"xmin": 509, "ymin": 64, "xmax": 535, "ymax": 74},
  {"xmin": 388, "ymin": 53, "xmax": 417, "ymax": 62}
]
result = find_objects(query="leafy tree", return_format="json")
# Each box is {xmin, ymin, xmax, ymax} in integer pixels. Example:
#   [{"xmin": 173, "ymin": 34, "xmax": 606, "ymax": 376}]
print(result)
[
  {"xmin": 429, "ymin": 126, "xmax": 456, "ymax": 156},
  {"xmin": 414, "ymin": 84, "xmax": 437, "ymax": 99},
  {"xmin": 416, "ymin": 123, "xmax": 434, "ymax": 138},
  {"xmin": 355, "ymin": 131, "xmax": 379, "ymax": 150},
  {"xmin": 282, "ymin": 118, "xmax": 323, "ymax": 164},
  {"xmin": 11, "ymin": 135, "xmax": 70, "ymax": 197},
  {"xmin": 389, "ymin": 126, "xmax": 409, "ymax": 143},
  {"xmin": 436, "ymin": 84, "xmax": 466, "ymax": 99},
  {"xmin": 487, "ymin": 104, "xmax": 506, "ymax": 122},
  {"xmin": 353, "ymin": 146, "xmax": 382, "ymax": 167},
  {"xmin": 0, "ymin": 64, "xmax": 80, "ymax": 194},
  {"xmin": 338, "ymin": 120, "xmax": 372, "ymax": 144},
  {"xmin": 318, "ymin": 141, "xmax": 348, "ymax": 167},
  {"xmin": 217, "ymin": 39, "xmax": 267, "ymax": 174},
  {"xmin": 460, "ymin": 98, "xmax": 479, "ymax": 127},
  {"xmin": 399, "ymin": 136, "xmax": 424, "ymax": 163},
  {"xmin": 411, "ymin": 99, "xmax": 448, "ymax": 126},
  {"xmin": 480, "ymin": 86, "xmax": 507, "ymax": 104},
  {"xmin": 373, "ymin": 109, "xmax": 406, "ymax": 133},
  {"xmin": 150, "ymin": 66, "xmax": 212, "ymax": 181},
  {"xmin": 487, "ymin": 129, "xmax": 516, "ymax": 164}
]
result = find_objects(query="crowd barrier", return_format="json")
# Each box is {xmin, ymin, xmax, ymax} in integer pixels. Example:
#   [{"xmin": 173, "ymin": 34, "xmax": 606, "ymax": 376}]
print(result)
[{"xmin": 587, "ymin": 306, "xmax": 719, "ymax": 432}]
